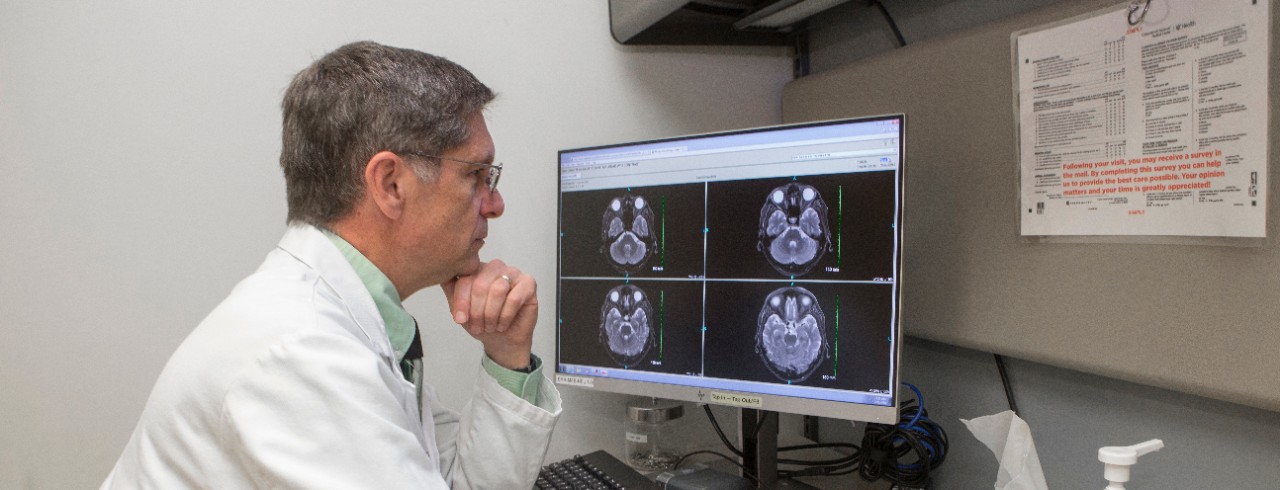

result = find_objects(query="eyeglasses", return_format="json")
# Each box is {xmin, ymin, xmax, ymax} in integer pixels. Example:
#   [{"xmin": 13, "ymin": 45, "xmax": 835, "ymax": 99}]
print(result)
[{"xmin": 397, "ymin": 151, "xmax": 502, "ymax": 193}]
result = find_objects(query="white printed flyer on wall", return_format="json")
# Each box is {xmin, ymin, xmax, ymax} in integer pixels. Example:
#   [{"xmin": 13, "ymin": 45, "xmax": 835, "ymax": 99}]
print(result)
[{"xmin": 1015, "ymin": 0, "xmax": 1269, "ymax": 238}]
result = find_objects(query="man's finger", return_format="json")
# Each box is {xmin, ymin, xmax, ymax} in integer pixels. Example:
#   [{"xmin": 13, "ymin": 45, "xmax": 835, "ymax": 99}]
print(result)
[
  {"xmin": 445, "ymin": 275, "xmax": 473, "ymax": 324},
  {"xmin": 483, "ymin": 273, "xmax": 512, "ymax": 332},
  {"xmin": 497, "ymin": 275, "xmax": 532, "ymax": 332}
]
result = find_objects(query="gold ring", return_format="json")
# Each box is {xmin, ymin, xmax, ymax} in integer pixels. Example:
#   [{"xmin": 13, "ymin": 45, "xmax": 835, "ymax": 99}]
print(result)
[{"xmin": 500, "ymin": 274, "xmax": 512, "ymax": 286}]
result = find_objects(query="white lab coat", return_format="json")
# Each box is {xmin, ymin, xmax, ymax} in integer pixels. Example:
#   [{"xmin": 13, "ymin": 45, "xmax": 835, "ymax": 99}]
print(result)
[{"xmin": 101, "ymin": 225, "xmax": 562, "ymax": 489}]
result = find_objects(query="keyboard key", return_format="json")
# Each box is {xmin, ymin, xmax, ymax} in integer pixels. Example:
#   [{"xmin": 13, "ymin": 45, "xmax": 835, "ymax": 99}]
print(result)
[{"xmin": 534, "ymin": 450, "xmax": 661, "ymax": 490}]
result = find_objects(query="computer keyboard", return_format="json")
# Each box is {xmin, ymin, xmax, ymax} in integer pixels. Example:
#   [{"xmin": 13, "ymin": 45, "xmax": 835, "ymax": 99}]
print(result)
[{"xmin": 534, "ymin": 450, "xmax": 663, "ymax": 490}]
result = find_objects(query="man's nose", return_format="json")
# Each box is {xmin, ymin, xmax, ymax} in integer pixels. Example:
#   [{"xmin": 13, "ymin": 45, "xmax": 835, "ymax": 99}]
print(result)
[{"xmin": 482, "ymin": 189, "xmax": 505, "ymax": 218}]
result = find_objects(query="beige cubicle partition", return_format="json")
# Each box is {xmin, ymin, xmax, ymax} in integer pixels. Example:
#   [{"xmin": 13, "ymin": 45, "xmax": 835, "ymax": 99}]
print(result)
[{"xmin": 783, "ymin": 0, "xmax": 1280, "ymax": 411}]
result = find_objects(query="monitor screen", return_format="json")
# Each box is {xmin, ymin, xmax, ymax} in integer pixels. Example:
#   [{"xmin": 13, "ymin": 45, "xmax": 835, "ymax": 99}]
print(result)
[{"xmin": 555, "ymin": 115, "xmax": 905, "ymax": 423}]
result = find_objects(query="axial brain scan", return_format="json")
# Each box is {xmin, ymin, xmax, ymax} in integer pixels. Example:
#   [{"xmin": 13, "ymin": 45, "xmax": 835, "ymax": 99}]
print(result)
[
  {"xmin": 755, "ymin": 286, "xmax": 828, "ymax": 382},
  {"xmin": 757, "ymin": 182, "xmax": 832, "ymax": 276},
  {"xmin": 599, "ymin": 284, "xmax": 656, "ymax": 367},
  {"xmin": 601, "ymin": 194, "xmax": 658, "ymax": 274}
]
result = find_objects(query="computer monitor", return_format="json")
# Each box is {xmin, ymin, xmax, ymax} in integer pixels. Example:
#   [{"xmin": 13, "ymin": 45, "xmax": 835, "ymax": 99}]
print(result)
[{"xmin": 555, "ymin": 115, "xmax": 905, "ymax": 425}]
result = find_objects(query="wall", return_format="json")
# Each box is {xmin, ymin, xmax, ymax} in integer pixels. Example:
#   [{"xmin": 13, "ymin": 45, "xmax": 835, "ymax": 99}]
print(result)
[
  {"xmin": 794, "ymin": 0, "xmax": 1280, "ymax": 415},
  {"xmin": 0, "ymin": 2, "xmax": 791, "ymax": 488},
  {"xmin": 798, "ymin": 0, "xmax": 1280, "ymax": 487},
  {"xmin": 836, "ymin": 337, "xmax": 1280, "ymax": 488},
  {"xmin": 805, "ymin": 0, "xmax": 1067, "ymax": 74}
]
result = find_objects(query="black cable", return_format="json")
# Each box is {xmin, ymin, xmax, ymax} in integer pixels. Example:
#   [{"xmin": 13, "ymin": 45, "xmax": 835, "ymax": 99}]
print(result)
[
  {"xmin": 754, "ymin": 410, "xmax": 775, "ymax": 436},
  {"xmin": 856, "ymin": 396, "xmax": 948, "ymax": 486},
  {"xmin": 869, "ymin": 0, "xmax": 908, "ymax": 47},
  {"xmin": 684, "ymin": 384, "xmax": 947, "ymax": 485},
  {"xmin": 702, "ymin": 404, "xmax": 744, "ymax": 458},
  {"xmin": 852, "ymin": 384, "xmax": 948, "ymax": 486},
  {"xmin": 676, "ymin": 445, "xmax": 861, "ymax": 482},
  {"xmin": 675, "ymin": 450, "xmax": 752, "ymax": 475},
  {"xmin": 697, "ymin": 405, "xmax": 864, "ymax": 478},
  {"xmin": 684, "ymin": 1, "xmax": 751, "ymax": 17},
  {"xmin": 994, "ymin": 354, "xmax": 1019, "ymax": 415}
]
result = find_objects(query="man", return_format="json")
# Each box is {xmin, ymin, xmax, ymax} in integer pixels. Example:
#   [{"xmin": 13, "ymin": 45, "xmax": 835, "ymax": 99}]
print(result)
[{"xmin": 102, "ymin": 41, "xmax": 561, "ymax": 489}]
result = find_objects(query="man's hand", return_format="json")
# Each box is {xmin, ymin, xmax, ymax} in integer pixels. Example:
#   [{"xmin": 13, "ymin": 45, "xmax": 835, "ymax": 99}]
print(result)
[{"xmin": 441, "ymin": 259, "xmax": 538, "ymax": 370}]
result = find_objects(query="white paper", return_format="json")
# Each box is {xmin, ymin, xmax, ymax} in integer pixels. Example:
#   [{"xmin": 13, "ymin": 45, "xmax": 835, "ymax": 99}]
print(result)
[
  {"xmin": 1016, "ymin": 0, "xmax": 1269, "ymax": 237},
  {"xmin": 961, "ymin": 410, "xmax": 1048, "ymax": 490}
]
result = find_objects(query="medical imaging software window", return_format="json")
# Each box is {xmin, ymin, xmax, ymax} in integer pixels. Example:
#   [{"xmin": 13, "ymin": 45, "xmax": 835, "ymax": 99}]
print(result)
[{"xmin": 558, "ymin": 119, "xmax": 902, "ymax": 405}]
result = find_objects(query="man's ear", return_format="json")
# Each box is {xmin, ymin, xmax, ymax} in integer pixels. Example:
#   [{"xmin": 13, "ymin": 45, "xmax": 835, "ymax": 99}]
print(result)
[{"xmin": 365, "ymin": 151, "xmax": 412, "ymax": 220}]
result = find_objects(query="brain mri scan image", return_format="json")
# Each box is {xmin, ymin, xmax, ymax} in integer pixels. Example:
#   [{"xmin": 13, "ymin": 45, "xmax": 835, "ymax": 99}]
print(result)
[
  {"xmin": 602, "ymin": 194, "xmax": 658, "ymax": 274},
  {"xmin": 757, "ymin": 183, "xmax": 832, "ymax": 276},
  {"xmin": 599, "ymin": 284, "xmax": 656, "ymax": 367},
  {"xmin": 755, "ymin": 286, "xmax": 828, "ymax": 382}
]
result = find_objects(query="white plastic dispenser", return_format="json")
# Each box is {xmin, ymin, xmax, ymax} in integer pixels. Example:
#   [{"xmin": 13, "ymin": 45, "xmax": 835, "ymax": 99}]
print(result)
[{"xmin": 1097, "ymin": 439, "xmax": 1163, "ymax": 490}]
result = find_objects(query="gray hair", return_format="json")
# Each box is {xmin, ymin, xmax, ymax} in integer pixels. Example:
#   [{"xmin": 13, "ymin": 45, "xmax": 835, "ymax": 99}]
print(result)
[{"xmin": 279, "ymin": 41, "xmax": 495, "ymax": 226}]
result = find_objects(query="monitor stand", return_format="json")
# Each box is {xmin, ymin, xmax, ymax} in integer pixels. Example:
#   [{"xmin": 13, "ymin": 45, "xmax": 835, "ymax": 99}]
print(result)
[
  {"xmin": 739, "ymin": 409, "xmax": 820, "ymax": 489},
  {"xmin": 740, "ymin": 408, "xmax": 778, "ymax": 487}
]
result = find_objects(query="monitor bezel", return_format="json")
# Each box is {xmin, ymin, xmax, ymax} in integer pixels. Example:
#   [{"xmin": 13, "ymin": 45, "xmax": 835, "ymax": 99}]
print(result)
[{"xmin": 554, "ymin": 114, "xmax": 906, "ymax": 424}]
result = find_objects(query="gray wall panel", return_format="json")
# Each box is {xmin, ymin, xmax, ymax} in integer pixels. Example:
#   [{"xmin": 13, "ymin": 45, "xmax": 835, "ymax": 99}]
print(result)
[
  {"xmin": 882, "ymin": 339, "xmax": 1280, "ymax": 488},
  {"xmin": 783, "ymin": 0, "xmax": 1280, "ymax": 412}
]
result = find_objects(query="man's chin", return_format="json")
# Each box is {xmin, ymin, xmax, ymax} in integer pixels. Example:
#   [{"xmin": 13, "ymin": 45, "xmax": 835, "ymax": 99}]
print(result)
[{"xmin": 456, "ymin": 256, "xmax": 483, "ymax": 277}]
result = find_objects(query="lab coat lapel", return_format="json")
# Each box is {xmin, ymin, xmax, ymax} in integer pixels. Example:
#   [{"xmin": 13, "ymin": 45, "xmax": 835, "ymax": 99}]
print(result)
[
  {"xmin": 276, "ymin": 225, "xmax": 392, "ymax": 359},
  {"xmin": 275, "ymin": 225, "xmax": 434, "ymax": 459}
]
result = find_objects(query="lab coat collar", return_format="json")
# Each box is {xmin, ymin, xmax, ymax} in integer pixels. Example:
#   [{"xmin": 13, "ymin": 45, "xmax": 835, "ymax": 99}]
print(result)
[{"xmin": 275, "ymin": 224, "xmax": 394, "ymax": 362}]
